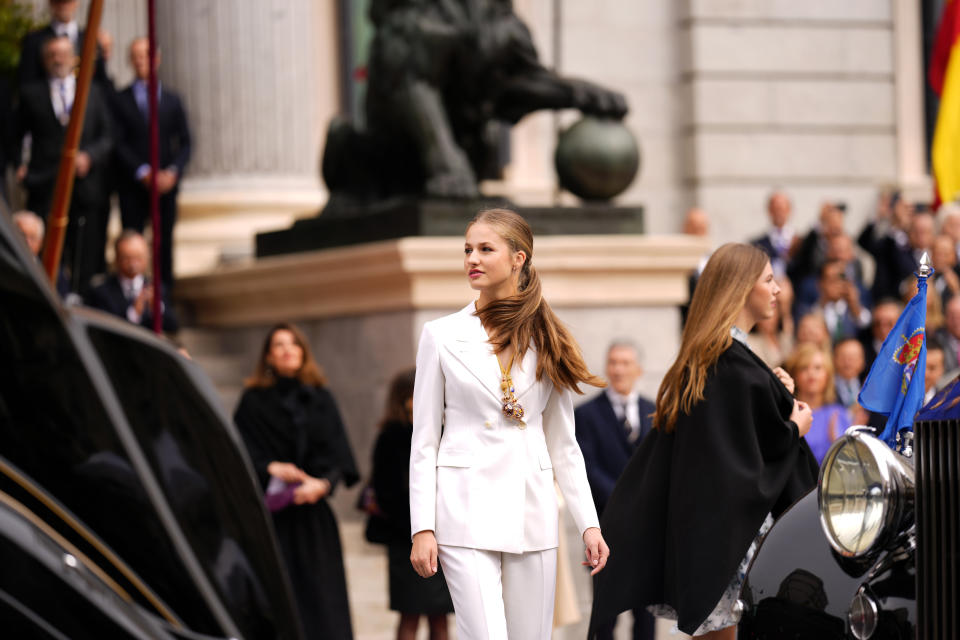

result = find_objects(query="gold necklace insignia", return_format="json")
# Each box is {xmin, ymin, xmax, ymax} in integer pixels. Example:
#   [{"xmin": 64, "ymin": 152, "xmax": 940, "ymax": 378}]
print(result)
[{"xmin": 498, "ymin": 352, "xmax": 525, "ymax": 428}]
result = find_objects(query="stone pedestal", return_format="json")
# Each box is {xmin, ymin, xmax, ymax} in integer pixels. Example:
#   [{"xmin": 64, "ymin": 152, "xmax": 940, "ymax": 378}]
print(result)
[
  {"xmin": 255, "ymin": 200, "xmax": 644, "ymax": 256},
  {"xmin": 175, "ymin": 233, "xmax": 707, "ymax": 517}
]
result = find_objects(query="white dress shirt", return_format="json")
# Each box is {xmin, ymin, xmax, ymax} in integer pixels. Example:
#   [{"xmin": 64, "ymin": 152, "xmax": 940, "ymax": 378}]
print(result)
[
  {"xmin": 49, "ymin": 75, "xmax": 76, "ymax": 125},
  {"xmin": 605, "ymin": 387, "xmax": 641, "ymax": 441},
  {"xmin": 120, "ymin": 274, "xmax": 145, "ymax": 324}
]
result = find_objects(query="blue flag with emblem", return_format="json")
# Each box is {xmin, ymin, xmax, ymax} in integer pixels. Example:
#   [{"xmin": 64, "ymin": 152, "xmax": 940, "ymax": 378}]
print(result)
[{"xmin": 858, "ymin": 275, "xmax": 928, "ymax": 448}]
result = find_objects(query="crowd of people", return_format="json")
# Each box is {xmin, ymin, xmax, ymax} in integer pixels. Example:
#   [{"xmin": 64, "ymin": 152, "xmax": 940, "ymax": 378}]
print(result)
[
  {"xmin": 680, "ymin": 187, "xmax": 955, "ymax": 464},
  {"xmin": 3, "ymin": 0, "xmax": 191, "ymax": 303}
]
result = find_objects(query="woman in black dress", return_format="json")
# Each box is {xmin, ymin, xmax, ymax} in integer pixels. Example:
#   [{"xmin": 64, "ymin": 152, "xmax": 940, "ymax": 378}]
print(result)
[
  {"xmin": 590, "ymin": 243, "xmax": 818, "ymax": 639},
  {"xmin": 234, "ymin": 323, "xmax": 359, "ymax": 640},
  {"xmin": 370, "ymin": 368, "xmax": 453, "ymax": 640}
]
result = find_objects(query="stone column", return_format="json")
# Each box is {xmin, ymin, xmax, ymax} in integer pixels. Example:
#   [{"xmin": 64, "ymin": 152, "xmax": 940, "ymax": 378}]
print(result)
[{"xmin": 150, "ymin": 0, "xmax": 340, "ymax": 274}]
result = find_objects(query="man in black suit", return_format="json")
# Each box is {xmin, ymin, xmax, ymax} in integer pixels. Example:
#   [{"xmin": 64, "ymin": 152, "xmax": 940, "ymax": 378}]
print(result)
[
  {"xmin": 787, "ymin": 201, "xmax": 846, "ymax": 293},
  {"xmin": 114, "ymin": 37, "xmax": 191, "ymax": 289},
  {"xmin": 859, "ymin": 298, "xmax": 901, "ymax": 370},
  {"xmin": 751, "ymin": 189, "xmax": 796, "ymax": 279},
  {"xmin": 15, "ymin": 35, "xmax": 112, "ymax": 295},
  {"xmin": 575, "ymin": 340, "xmax": 655, "ymax": 640},
  {"xmin": 17, "ymin": 0, "xmax": 110, "ymax": 91},
  {"xmin": 857, "ymin": 193, "xmax": 917, "ymax": 301},
  {"xmin": 87, "ymin": 230, "xmax": 178, "ymax": 333}
]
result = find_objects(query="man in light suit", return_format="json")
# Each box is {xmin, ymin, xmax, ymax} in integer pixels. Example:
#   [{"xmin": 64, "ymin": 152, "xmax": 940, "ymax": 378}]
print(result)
[
  {"xmin": 113, "ymin": 37, "xmax": 191, "ymax": 289},
  {"xmin": 575, "ymin": 341, "xmax": 655, "ymax": 640}
]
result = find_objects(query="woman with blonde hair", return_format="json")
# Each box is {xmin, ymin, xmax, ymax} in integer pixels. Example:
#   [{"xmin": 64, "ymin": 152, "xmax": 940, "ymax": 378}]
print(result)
[
  {"xmin": 784, "ymin": 343, "xmax": 851, "ymax": 463},
  {"xmin": 409, "ymin": 208, "xmax": 607, "ymax": 639},
  {"xmin": 589, "ymin": 243, "xmax": 818, "ymax": 639}
]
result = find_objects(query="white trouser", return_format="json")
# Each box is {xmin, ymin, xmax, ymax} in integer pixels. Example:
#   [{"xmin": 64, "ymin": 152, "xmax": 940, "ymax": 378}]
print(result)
[{"xmin": 437, "ymin": 544, "xmax": 557, "ymax": 640}]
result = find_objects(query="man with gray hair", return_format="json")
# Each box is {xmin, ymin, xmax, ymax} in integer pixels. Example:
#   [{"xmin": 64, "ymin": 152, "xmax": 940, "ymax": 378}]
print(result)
[
  {"xmin": 11, "ymin": 209, "xmax": 73, "ymax": 298},
  {"xmin": 575, "ymin": 339, "xmax": 655, "ymax": 640},
  {"xmin": 12, "ymin": 210, "xmax": 44, "ymax": 256}
]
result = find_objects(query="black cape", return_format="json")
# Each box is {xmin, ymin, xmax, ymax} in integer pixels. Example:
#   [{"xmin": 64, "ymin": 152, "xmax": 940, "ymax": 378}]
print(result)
[
  {"xmin": 234, "ymin": 378, "xmax": 359, "ymax": 640},
  {"xmin": 589, "ymin": 340, "xmax": 818, "ymax": 635}
]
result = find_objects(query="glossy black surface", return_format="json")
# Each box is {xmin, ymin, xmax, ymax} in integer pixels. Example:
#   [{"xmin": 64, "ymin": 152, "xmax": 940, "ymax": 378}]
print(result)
[
  {"xmin": 0, "ymin": 492, "xmax": 175, "ymax": 639},
  {"xmin": 739, "ymin": 490, "xmax": 916, "ymax": 639},
  {"xmin": 0, "ymin": 228, "xmax": 221, "ymax": 635},
  {"xmin": 0, "ymin": 205, "xmax": 303, "ymax": 639},
  {"xmin": 86, "ymin": 321, "xmax": 299, "ymax": 639}
]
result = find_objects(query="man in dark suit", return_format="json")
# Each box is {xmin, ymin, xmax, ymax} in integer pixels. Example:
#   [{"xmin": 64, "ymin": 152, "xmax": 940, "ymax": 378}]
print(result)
[
  {"xmin": 858, "ymin": 299, "xmax": 901, "ymax": 370},
  {"xmin": 87, "ymin": 230, "xmax": 178, "ymax": 333},
  {"xmin": 17, "ymin": 0, "xmax": 110, "ymax": 91},
  {"xmin": 787, "ymin": 201, "xmax": 846, "ymax": 293},
  {"xmin": 15, "ymin": 35, "xmax": 112, "ymax": 295},
  {"xmin": 575, "ymin": 340, "xmax": 655, "ymax": 640},
  {"xmin": 857, "ymin": 194, "xmax": 917, "ymax": 302},
  {"xmin": 113, "ymin": 37, "xmax": 191, "ymax": 289},
  {"xmin": 751, "ymin": 189, "xmax": 796, "ymax": 279}
]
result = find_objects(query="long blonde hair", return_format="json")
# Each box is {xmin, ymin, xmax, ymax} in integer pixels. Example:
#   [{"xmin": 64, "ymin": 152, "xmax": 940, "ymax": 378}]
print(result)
[
  {"xmin": 469, "ymin": 209, "xmax": 605, "ymax": 393},
  {"xmin": 785, "ymin": 342, "xmax": 837, "ymax": 405},
  {"xmin": 654, "ymin": 243, "xmax": 769, "ymax": 432}
]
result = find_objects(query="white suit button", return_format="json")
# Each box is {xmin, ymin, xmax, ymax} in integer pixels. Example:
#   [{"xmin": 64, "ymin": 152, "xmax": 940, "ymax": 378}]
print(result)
[{"xmin": 484, "ymin": 420, "xmax": 492, "ymax": 428}]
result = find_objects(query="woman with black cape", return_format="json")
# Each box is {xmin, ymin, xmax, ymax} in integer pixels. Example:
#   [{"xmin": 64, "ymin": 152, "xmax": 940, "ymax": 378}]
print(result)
[
  {"xmin": 589, "ymin": 243, "xmax": 819, "ymax": 639},
  {"xmin": 235, "ymin": 323, "xmax": 359, "ymax": 640}
]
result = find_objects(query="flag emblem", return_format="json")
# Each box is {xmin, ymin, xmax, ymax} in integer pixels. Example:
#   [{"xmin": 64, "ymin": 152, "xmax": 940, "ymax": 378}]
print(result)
[{"xmin": 893, "ymin": 329, "xmax": 924, "ymax": 394}]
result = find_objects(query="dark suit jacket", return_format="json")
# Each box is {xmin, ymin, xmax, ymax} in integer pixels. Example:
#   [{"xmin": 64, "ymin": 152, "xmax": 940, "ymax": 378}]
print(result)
[
  {"xmin": 87, "ymin": 274, "xmax": 179, "ymax": 333},
  {"xmin": 15, "ymin": 80, "xmax": 112, "ymax": 215},
  {"xmin": 574, "ymin": 392, "xmax": 655, "ymax": 515},
  {"xmin": 858, "ymin": 222, "xmax": 915, "ymax": 300},
  {"xmin": 17, "ymin": 25, "xmax": 109, "ymax": 91},
  {"xmin": 113, "ymin": 83, "xmax": 191, "ymax": 189}
]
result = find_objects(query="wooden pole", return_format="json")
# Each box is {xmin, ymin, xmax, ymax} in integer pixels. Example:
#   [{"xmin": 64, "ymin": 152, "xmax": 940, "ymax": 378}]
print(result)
[
  {"xmin": 148, "ymin": 0, "xmax": 162, "ymax": 334},
  {"xmin": 41, "ymin": 0, "xmax": 105, "ymax": 285}
]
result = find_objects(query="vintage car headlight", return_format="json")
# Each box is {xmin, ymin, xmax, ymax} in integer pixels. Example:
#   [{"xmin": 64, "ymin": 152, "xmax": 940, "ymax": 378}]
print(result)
[{"xmin": 818, "ymin": 429, "xmax": 914, "ymax": 557}]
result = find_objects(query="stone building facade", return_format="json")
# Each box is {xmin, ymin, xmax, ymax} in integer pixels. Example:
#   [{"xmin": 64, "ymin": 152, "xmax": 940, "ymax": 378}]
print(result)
[{"xmin": 33, "ymin": 0, "xmax": 928, "ymax": 276}]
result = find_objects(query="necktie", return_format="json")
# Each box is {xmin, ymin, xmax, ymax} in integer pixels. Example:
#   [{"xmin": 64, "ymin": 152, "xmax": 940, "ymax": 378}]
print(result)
[
  {"xmin": 58, "ymin": 81, "xmax": 70, "ymax": 125},
  {"xmin": 619, "ymin": 400, "xmax": 635, "ymax": 441},
  {"xmin": 135, "ymin": 85, "xmax": 148, "ymax": 120}
]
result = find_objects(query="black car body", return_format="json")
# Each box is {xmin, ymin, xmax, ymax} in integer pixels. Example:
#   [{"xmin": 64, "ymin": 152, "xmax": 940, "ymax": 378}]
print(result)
[
  {"xmin": 0, "ymin": 204, "xmax": 303, "ymax": 638},
  {"xmin": 739, "ymin": 383, "xmax": 960, "ymax": 639}
]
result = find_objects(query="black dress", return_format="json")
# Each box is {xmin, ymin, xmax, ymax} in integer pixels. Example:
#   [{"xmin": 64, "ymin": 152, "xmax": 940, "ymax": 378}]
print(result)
[
  {"xmin": 371, "ymin": 419, "xmax": 454, "ymax": 615},
  {"xmin": 589, "ymin": 340, "xmax": 819, "ymax": 636},
  {"xmin": 234, "ymin": 377, "xmax": 360, "ymax": 640}
]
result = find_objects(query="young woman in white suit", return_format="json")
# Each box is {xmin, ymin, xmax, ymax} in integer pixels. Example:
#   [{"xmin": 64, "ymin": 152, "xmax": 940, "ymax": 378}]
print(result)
[{"xmin": 409, "ymin": 208, "xmax": 610, "ymax": 639}]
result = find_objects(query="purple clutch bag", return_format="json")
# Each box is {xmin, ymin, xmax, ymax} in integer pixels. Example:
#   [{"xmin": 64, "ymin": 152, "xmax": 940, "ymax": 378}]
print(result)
[{"xmin": 265, "ymin": 476, "xmax": 300, "ymax": 512}]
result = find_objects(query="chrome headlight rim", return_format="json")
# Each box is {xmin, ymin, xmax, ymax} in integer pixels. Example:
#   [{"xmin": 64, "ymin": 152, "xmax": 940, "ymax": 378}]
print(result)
[{"xmin": 817, "ymin": 428, "xmax": 914, "ymax": 559}]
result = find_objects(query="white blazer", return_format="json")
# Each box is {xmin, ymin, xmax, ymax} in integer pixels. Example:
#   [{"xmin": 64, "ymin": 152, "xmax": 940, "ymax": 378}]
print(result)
[{"xmin": 410, "ymin": 302, "xmax": 600, "ymax": 554}]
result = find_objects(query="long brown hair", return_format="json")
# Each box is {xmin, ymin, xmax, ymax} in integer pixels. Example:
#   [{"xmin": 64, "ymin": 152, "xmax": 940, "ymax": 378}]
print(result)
[
  {"xmin": 379, "ymin": 367, "xmax": 416, "ymax": 429},
  {"xmin": 244, "ymin": 322, "xmax": 328, "ymax": 388},
  {"xmin": 469, "ymin": 208, "xmax": 604, "ymax": 393},
  {"xmin": 654, "ymin": 243, "xmax": 769, "ymax": 432}
]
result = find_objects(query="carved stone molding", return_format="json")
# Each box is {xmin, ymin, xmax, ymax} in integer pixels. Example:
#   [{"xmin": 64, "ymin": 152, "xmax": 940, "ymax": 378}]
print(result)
[{"xmin": 175, "ymin": 234, "xmax": 710, "ymax": 327}]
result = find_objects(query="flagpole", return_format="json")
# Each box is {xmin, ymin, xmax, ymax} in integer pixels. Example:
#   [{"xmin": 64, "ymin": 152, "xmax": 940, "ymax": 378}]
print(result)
[
  {"xmin": 41, "ymin": 0, "xmax": 104, "ymax": 285},
  {"xmin": 147, "ymin": 0, "xmax": 162, "ymax": 334}
]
